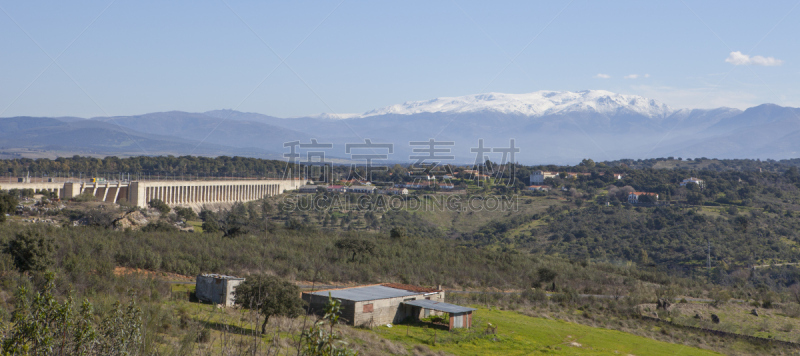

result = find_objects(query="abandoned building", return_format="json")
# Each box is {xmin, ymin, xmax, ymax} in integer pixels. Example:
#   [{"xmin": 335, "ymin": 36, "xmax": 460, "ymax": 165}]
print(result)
[
  {"xmin": 302, "ymin": 283, "xmax": 475, "ymax": 330},
  {"xmin": 195, "ymin": 274, "xmax": 246, "ymax": 307}
]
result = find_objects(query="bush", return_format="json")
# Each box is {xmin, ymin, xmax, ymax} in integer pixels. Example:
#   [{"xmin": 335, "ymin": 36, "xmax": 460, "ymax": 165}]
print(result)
[
  {"xmin": 148, "ymin": 199, "xmax": 170, "ymax": 215},
  {"xmin": 141, "ymin": 220, "xmax": 179, "ymax": 233},
  {"xmin": 521, "ymin": 288, "xmax": 548, "ymax": 303},
  {"xmin": 390, "ymin": 227, "xmax": 406, "ymax": 240},
  {"xmin": 197, "ymin": 329, "xmax": 210, "ymax": 343},
  {"xmin": 72, "ymin": 191, "xmax": 98, "ymax": 202},
  {"xmin": 83, "ymin": 207, "xmax": 119, "ymax": 228},
  {"xmin": 536, "ymin": 267, "xmax": 558, "ymax": 285},
  {"xmin": 234, "ymin": 274, "xmax": 305, "ymax": 334},
  {"xmin": 0, "ymin": 191, "xmax": 19, "ymax": 222},
  {"xmin": 3, "ymin": 228, "xmax": 55, "ymax": 273},
  {"xmin": 174, "ymin": 206, "xmax": 197, "ymax": 221},
  {"xmin": 0, "ymin": 272, "xmax": 143, "ymax": 355}
]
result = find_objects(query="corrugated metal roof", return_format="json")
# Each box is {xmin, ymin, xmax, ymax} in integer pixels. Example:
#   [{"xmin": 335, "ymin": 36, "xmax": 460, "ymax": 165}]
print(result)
[
  {"xmin": 199, "ymin": 274, "xmax": 245, "ymax": 280},
  {"xmin": 381, "ymin": 283, "xmax": 441, "ymax": 293},
  {"xmin": 402, "ymin": 299, "xmax": 476, "ymax": 314},
  {"xmin": 308, "ymin": 285, "xmax": 420, "ymax": 302}
]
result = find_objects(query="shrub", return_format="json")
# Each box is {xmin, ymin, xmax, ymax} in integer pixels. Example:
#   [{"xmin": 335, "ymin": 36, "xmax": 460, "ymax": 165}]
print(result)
[
  {"xmin": 148, "ymin": 199, "xmax": 170, "ymax": 215},
  {"xmin": 536, "ymin": 267, "xmax": 558, "ymax": 285},
  {"xmin": 4, "ymin": 228, "xmax": 55, "ymax": 273},
  {"xmin": 521, "ymin": 288, "xmax": 548, "ymax": 303},
  {"xmin": 197, "ymin": 329, "xmax": 211, "ymax": 343},
  {"xmin": 72, "ymin": 191, "xmax": 97, "ymax": 202},
  {"xmin": 174, "ymin": 206, "xmax": 197, "ymax": 221},
  {"xmin": 0, "ymin": 272, "xmax": 143, "ymax": 355},
  {"xmin": 234, "ymin": 275, "xmax": 305, "ymax": 334},
  {"xmin": 141, "ymin": 220, "xmax": 179, "ymax": 233}
]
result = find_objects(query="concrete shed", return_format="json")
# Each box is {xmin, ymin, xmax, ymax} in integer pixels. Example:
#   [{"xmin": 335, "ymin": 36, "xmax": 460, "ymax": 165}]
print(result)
[
  {"xmin": 195, "ymin": 274, "xmax": 245, "ymax": 307},
  {"xmin": 303, "ymin": 283, "xmax": 451, "ymax": 327},
  {"xmin": 402, "ymin": 299, "xmax": 476, "ymax": 330}
]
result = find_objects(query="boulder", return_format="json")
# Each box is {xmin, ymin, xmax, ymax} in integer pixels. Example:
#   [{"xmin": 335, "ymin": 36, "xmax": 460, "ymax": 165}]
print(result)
[
  {"xmin": 126, "ymin": 211, "xmax": 148, "ymax": 226},
  {"xmin": 751, "ymin": 309, "xmax": 759, "ymax": 317},
  {"xmin": 114, "ymin": 217, "xmax": 132, "ymax": 230},
  {"xmin": 113, "ymin": 210, "xmax": 149, "ymax": 231}
]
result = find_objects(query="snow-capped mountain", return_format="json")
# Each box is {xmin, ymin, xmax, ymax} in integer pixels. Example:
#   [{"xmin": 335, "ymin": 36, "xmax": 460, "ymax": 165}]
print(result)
[
  {"xmin": 16, "ymin": 89, "xmax": 800, "ymax": 164},
  {"xmin": 361, "ymin": 90, "xmax": 674, "ymax": 118},
  {"xmin": 303, "ymin": 112, "xmax": 362, "ymax": 120}
]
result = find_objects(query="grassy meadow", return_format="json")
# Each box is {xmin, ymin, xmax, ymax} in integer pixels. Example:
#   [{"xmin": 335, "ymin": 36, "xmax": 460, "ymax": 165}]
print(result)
[{"xmin": 375, "ymin": 307, "xmax": 722, "ymax": 356}]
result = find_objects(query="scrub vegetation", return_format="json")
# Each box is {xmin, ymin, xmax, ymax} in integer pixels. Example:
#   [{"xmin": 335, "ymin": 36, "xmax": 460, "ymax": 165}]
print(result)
[{"xmin": 4, "ymin": 156, "xmax": 800, "ymax": 354}]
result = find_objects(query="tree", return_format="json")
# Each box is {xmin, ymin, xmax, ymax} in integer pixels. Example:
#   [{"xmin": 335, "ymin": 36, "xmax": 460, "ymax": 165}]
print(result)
[
  {"xmin": 234, "ymin": 275, "xmax": 305, "ymax": 334},
  {"xmin": 639, "ymin": 248, "xmax": 651, "ymax": 265},
  {"xmin": 199, "ymin": 209, "xmax": 220, "ymax": 233},
  {"xmin": 221, "ymin": 202, "xmax": 254, "ymax": 237},
  {"xmin": 4, "ymin": 228, "xmax": 55, "ymax": 273},
  {"xmin": 261, "ymin": 199, "xmax": 273, "ymax": 216},
  {"xmin": 790, "ymin": 284, "xmax": 800, "ymax": 305},
  {"xmin": 710, "ymin": 289, "xmax": 731, "ymax": 308},
  {"xmin": 607, "ymin": 185, "xmax": 635, "ymax": 202},
  {"xmin": 579, "ymin": 158, "xmax": 596, "ymax": 168},
  {"xmin": 687, "ymin": 192, "xmax": 704, "ymax": 205},
  {"xmin": 141, "ymin": 220, "xmax": 179, "ymax": 233},
  {"xmin": 734, "ymin": 216, "xmax": 748, "ymax": 232},
  {"xmin": 536, "ymin": 267, "xmax": 558, "ymax": 286},
  {"xmin": 637, "ymin": 194, "xmax": 656, "ymax": 204},
  {"xmin": 334, "ymin": 238, "xmax": 376, "ymax": 262},
  {"xmin": 286, "ymin": 218, "xmax": 304, "ymax": 230},
  {"xmin": 389, "ymin": 227, "xmax": 406, "ymax": 240},
  {"xmin": 0, "ymin": 191, "xmax": 19, "ymax": 223},
  {"xmin": 173, "ymin": 206, "xmax": 198, "ymax": 221},
  {"xmin": 148, "ymin": 199, "xmax": 170, "ymax": 215}
]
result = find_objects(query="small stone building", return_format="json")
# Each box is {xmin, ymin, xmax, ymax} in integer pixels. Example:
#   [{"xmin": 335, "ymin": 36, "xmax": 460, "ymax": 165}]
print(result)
[
  {"xmin": 303, "ymin": 283, "xmax": 474, "ymax": 329},
  {"xmin": 195, "ymin": 274, "xmax": 245, "ymax": 307}
]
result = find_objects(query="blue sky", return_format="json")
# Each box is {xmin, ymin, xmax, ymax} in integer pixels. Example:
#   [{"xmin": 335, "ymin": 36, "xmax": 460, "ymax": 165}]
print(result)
[{"xmin": 1, "ymin": 0, "xmax": 798, "ymax": 118}]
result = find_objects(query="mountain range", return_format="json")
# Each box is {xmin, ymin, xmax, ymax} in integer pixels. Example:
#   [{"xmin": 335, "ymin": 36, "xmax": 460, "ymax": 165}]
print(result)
[{"xmin": 3, "ymin": 90, "xmax": 800, "ymax": 164}]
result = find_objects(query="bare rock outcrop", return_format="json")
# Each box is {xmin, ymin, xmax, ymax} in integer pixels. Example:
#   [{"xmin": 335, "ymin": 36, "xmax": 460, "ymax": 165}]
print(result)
[{"xmin": 113, "ymin": 210, "xmax": 149, "ymax": 231}]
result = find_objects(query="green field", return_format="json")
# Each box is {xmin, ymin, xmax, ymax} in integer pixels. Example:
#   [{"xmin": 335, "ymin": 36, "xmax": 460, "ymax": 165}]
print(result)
[
  {"xmin": 375, "ymin": 307, "xmax": 721, "ymax": 356},
  {"xmin": 186, "ymin": 220, "xmax": 204, "ymax": 232}
]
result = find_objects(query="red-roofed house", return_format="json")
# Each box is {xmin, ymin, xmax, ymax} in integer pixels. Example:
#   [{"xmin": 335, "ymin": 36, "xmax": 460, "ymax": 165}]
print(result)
[{"xmin": 628, "ymin": 192, "xmax": 658, "ymax": 204}]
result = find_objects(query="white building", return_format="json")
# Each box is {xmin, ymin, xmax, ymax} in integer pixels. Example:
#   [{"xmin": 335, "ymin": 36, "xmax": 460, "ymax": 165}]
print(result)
[
  {"xmin": 680, "ymin": 177, "xmax": 704, "ymax": 188},
  {"xmin": 628, "ymin": 192, "xmax": 659, "ymax": 204},
  {"xmin": 530, "ymin": 171, "xmax": 559, "ymax": 184}
]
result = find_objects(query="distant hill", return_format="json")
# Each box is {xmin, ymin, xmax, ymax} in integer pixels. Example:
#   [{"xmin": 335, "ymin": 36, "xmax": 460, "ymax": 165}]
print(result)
[
  {"xmin": 0, "ymin": 116, "xmax": 282, "ymax": 158},
  {"xmin": 94, "ymin": 111, "xmax": 311, "ymax": 153},
  {"xmin": 4, "ymin": 90, "xmax": 800, "ymax": 163}
]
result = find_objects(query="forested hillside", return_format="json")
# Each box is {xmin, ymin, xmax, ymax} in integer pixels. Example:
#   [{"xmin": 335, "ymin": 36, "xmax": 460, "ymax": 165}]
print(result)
[{"xmin": 6, "ymin": 155, "xmax": 800, "ymax": 354}]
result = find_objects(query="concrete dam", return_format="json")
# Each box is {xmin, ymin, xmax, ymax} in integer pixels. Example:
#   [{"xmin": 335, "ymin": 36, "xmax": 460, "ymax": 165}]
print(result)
[{"xmin": 4, "ymin": 179, "xmax": 305, "ymax": 208}]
